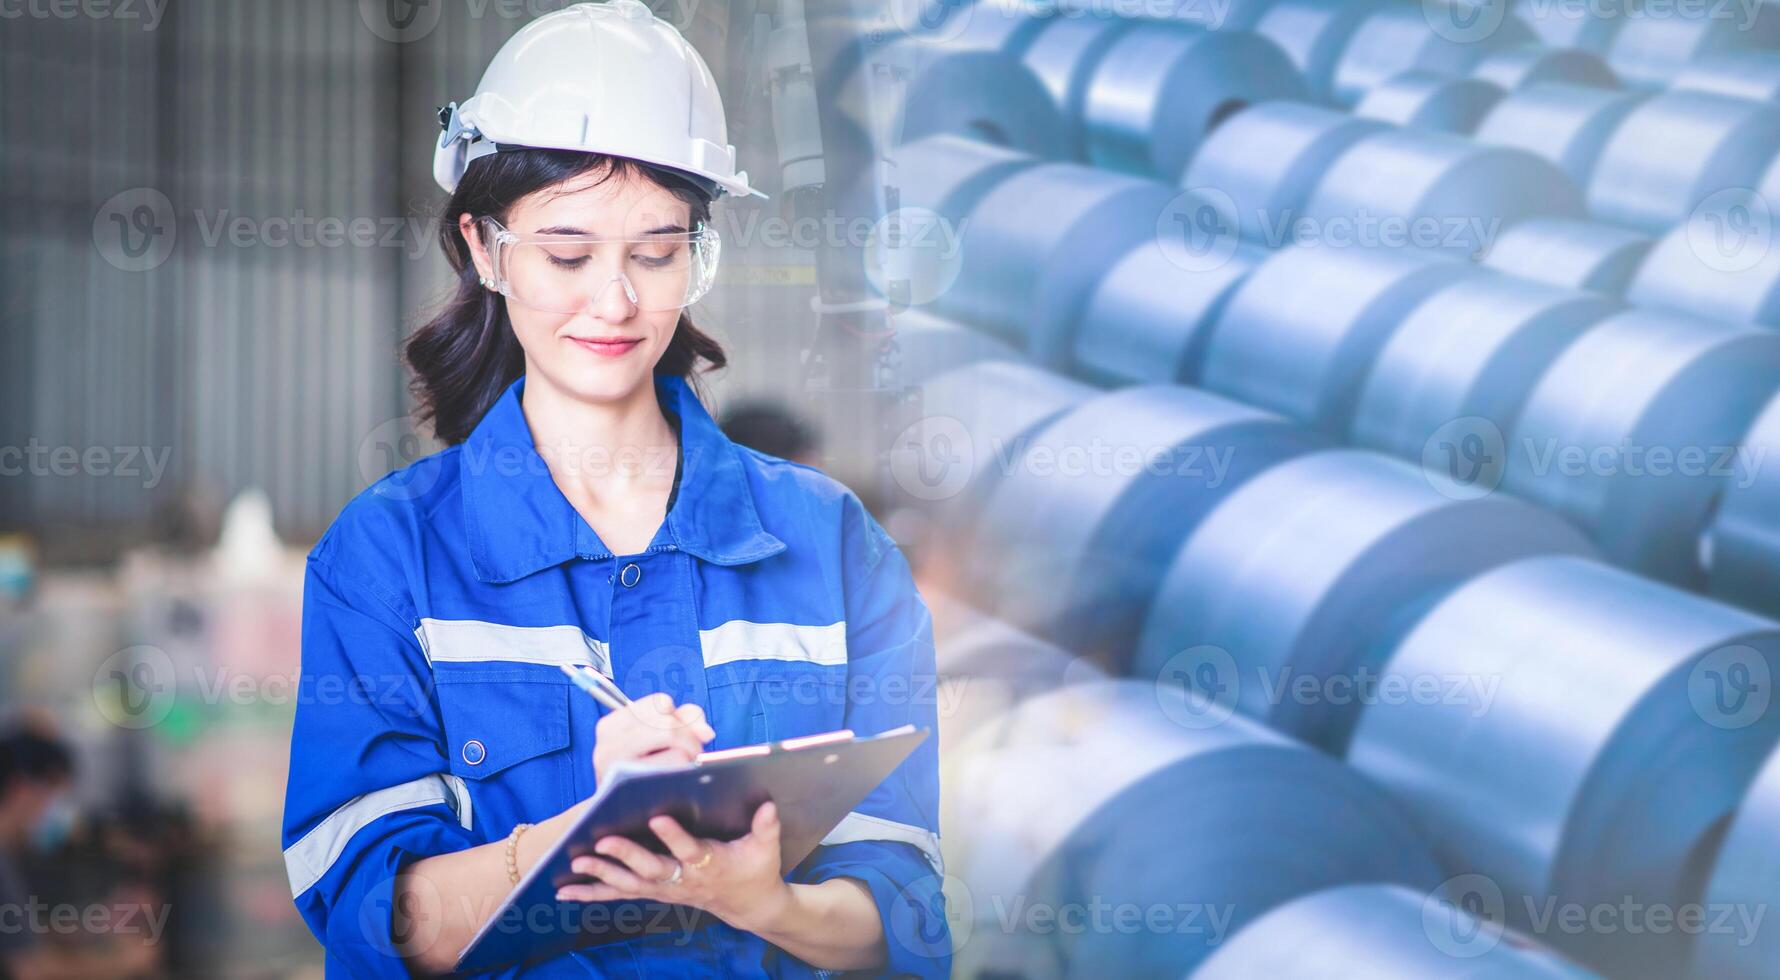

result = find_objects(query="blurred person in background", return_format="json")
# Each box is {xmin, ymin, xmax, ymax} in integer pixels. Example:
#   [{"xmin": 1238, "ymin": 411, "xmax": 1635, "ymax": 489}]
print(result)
[
  {"xmin": 719, "ymin": 400, "xmax": 820, "ymax": 468},
  {"xmin": 280, "ymin": 3, "xmax": 948, "ymax": 977},
  {"xmin": 0, "ymin": 727, "xmax": 159, "ymax": 980}
]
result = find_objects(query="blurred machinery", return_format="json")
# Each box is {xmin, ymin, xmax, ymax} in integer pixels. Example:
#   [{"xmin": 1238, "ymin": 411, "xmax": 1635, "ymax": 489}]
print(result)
[{"xmin": 848, "ymin": 1, "xmax": 1780, "ymax": 978}]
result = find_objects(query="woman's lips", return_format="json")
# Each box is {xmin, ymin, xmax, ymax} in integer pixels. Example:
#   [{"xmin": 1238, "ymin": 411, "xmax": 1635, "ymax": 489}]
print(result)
[{"xmin": 569, "ymin": 337, "xmax": 641, "ymax": 357}]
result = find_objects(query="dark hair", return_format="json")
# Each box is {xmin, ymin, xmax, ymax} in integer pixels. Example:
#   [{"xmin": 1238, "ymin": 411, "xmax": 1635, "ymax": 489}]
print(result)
[
  {"xmin": 405, "ymin": 149, "xmax": 729, "ymax": 444},
  {"xmin": 0, "ymin": 729, "xmax": 73, "ymax": 794},
  {"xmin": 720, "ymin": 399, "xmax": 818, "ymax": 461}
]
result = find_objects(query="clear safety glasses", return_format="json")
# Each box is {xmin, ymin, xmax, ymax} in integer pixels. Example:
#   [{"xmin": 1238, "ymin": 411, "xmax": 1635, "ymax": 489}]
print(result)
[{"xmin": 478, "ymin": 217, "xmax": 720, "ymax": 314}]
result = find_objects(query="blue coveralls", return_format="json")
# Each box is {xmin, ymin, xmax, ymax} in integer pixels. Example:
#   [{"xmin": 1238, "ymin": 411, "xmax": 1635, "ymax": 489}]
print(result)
[{"xmin": 281, "ymin": 372, "xmax": 950, "ymax": 977}]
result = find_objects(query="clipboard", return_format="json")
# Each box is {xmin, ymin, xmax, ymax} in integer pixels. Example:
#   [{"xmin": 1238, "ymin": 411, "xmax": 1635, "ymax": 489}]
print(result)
[{"xmin": 453, "ymin": 724, "xmax": 930, "ymax": 973}]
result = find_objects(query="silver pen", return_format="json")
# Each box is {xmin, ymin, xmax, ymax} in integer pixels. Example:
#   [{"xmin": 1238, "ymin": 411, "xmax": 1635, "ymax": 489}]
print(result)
[{"xmin": 559, "ymin": 663, "xmax": 632, "ymax": 711}]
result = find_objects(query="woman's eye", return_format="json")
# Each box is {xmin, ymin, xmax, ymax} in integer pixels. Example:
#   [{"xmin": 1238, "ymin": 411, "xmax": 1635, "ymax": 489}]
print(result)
[{"xmin": 631, "ymin": 243, "xmax": 682, "ymax": 269}]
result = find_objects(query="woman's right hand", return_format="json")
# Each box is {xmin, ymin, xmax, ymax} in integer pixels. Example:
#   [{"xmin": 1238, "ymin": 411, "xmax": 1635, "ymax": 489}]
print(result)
[{"xmin": 592, "ymin": 693, "xmax": 717, "ymax": 784}]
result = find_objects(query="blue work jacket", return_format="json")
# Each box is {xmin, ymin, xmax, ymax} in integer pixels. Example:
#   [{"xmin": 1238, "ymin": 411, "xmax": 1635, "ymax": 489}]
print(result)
[{"xmin": 281, "ymin": 372, "xmax": 950, "ymax": 978}]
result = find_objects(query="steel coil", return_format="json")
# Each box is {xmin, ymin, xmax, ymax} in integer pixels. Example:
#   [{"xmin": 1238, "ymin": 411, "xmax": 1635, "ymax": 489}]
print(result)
[
  {"xmin": 1301, "ymin": 128, "xmax": 1583, "ymax": 261},
  {"xmin": 1330, "ymin": 4, "xmax": 1533, "ymax": 108},
  {"xmin": 1481, "ymin": 217, "xmax": 1654, "ymax": 295},
  {"xmin": 1503, "ymin": 309, "xmax": 1780, "ymax": 587},
  {"xmin": 1626, "ymin": 203, "xmax": 1780, "ymax": 330},
  {"xmin": 1473, "ymin": 82, "xmax": 1647, "ymax": 187},
  {"xmin": 1081, "ymin": 21, "xmax": 1307, "ymax": 181},
  {"xmin": 1192, "ymin": 883, "xmax": 1600, "ymax": 979},
  {"xmin": 927, "ymin": 590, "xmax": 1104, "ymax": 759},
  {"xmin": 1587, "ymin": 90, "xmax": 1780, "ymax": 233},
  {"xmin": 1606, "ymin": 15, "xmax": 1760, "ymax": 90},
  {"xmin": 1255, "ymin": 0, "xmax": 1388, "ymax": 103},
  {"xmin": 1347, "ymin": 555, "xmax": 1780, "ymax": 979},
  {"xmin": 1471, "ymin": 43, "xmax": 1619, "ymax": 91},
  {"xmin": 969, "ymin": 384, "xmax": 1322, "ymax": 664},
  {"xmin": 900, "ymin": 359, "xmax": 1095, "ymax": 557},
  {"xmin": 1673, "ymin": 49, "xmax": 1780, "ymax": 102},
  {"xmin": 1515, "ymin": 1, "xmax": 1622, "ymax": 53},
  {"xmin": 1354, "ymin": 70, "xmax": 1506, "ymax": 134},
  {"xmin": 1201, "ymin": 245, "xmax": 1476, "ymax": 432},
  {"xmin": 1693, "ymin": 745, "xmax": 1780, "ymax": 979},
  {"xmin": 1708, "ymin": 390, "xmax": 1780, "ymax": 617},
  {"xmin": 834, "ymin": 37, "xmax": 1072, "ymax": 158},
  {"xmin": 1134, "ymin": 449, "xmax": 1596, "ymax": 752},
  {"xmin": 933, "ymin": 161, "xmax": 1181, "ymax": 366},
  {"xmin": 884, "ymin": 308, "xmax": 1021, "ymax": 388},
  {"xmin": 1017, "ymin": 15, "xmax": 1137, "ymax": 160},
  {"xmin": 1181, "ymin": 101, "xmax": 1387, "ymax": 249},
  {"xmin": 942, "ymin": 679, "xmax": 1444, "ymax": 977},
  {"xmin": 890, "ymin": 134, "xmax": 1037, "ymax": 225},
  {"xmin": 1351, "ymin": 270, "xmax": 1616, "ymax": 471},
  {"xmin": 1072, "ymin": 241, "xmax": 1263, "ymax": 386}
]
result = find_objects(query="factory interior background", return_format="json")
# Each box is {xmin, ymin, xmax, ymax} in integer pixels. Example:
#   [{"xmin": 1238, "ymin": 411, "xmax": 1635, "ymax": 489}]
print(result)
[{"xmin": 10, "ymin": 0, "xmax": 1780, "ymax": 976}]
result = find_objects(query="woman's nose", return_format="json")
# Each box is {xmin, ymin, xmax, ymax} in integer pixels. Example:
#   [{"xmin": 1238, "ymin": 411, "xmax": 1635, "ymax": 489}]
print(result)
[{"xmin": 586, "ymin": 272, "xmax": 639, "ymax": 322}]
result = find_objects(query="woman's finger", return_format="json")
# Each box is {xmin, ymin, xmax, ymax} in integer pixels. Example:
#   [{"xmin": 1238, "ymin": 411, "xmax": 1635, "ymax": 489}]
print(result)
[
  {"xmin": 674, "ymin": 703, "xmax": 717, "ymax": 742},
  {"xmin": 571, "ymin": 853, "xmax": 651, "ymax": 893},
  {"xmin": 556, "ymin": 882, "xmax": 629, "ymax": 904},
  {"xmin": 648, "ymin": 815, "xmax": 706, "ymax": 863},
  {"xmin": 595, "ymin": 834, "xmax": 675, "ymax": 883}
]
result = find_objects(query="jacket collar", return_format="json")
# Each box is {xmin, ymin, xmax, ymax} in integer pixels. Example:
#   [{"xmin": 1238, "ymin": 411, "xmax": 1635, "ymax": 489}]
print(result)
[{"xmin": 461, "ymin": 373, "xmax": 786, "ymax": 583}]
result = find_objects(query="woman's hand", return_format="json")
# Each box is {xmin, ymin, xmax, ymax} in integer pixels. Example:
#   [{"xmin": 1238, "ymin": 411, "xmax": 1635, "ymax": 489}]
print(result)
[
  {"xmin": 554, "ymin": 801, "xmax": 792, "ymax": 934},
  {"xmin": 591, "ymin": 692, "xmax": 717, "ymax": 784}
]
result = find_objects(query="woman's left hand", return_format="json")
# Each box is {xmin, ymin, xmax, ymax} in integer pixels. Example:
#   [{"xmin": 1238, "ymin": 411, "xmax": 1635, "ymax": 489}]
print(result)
[{"xmin": 555, "ymin": 801, "xmax": 791, "ymax": 934}]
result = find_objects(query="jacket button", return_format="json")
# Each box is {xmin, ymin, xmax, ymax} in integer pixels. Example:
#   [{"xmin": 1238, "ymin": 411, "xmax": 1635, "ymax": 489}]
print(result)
[
  {"xmin": 620, "ymin": 562, "xmax": 642, "ymax": 587},
  {"xmin": 462, "ymin": 739, "xmax": 486, "ymax": 766}
]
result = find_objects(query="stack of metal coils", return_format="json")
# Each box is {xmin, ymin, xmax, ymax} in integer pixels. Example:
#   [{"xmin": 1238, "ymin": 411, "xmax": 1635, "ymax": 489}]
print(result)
[{"xmin": 831, "ymin": 0, "xmax": 1780, "ymax": 976}]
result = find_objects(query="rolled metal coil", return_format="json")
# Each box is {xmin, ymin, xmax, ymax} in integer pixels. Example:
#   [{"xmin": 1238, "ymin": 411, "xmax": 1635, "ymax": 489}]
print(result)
[
  {"xmin": 1351, "ymin": 270, "xmax": 1617, "ymax": 474},
  {"xmin": 1072, "ymin": 240, "xmax": 1264, "ymax": 386},
  {"xmin": 1626, "ymin": 196, "xmax": 1780, "ymax": 329},
  {"xmin": 968, "ymin": 384, "xmax": 1322, "ymax": 665},
  {"xmin": 1470, "ymin": 42, "xmax": 1619, "ymax": 91},
  {"xmin": 1348, "ymin": 555, "xmax": 1780, "ymax": 978},
  {"xmin": 1133, "ymin": 449, "xmax": 1596, "ymax": 752},
  {"xmin": 1201, "ymin": 244, "xmax": 1477, "ymax": 433},
  {"xmin": 1192, "ymin": 883, "xmax": 1601, "ymax": 979},
  {"xmin": 1707, "ymin": 389, "xmax": 1780, "ymax": 617},
  {"xmin": 1606, "ymin": 15, "xmax": 1763, "ymax": 90},
  {"xmin": 1587, "ymin": 90, "xmax": 1780, "ymax": 233},
  {"xmin": 1693, "ymin": 744, "xmax": 1780, "ymax": 979},
  {"xmin": 1481, "ymin": 217, "xmax": 1654, "ymax": 295},
  {"xmin": 942, "ymin": 679, "xmax": 1444, "ymax": 977},
  {"xmin": 1354, "ymin": 70, "xmax": 1506, "ymax": 134},
  {"xmin": 1301, "ymin": 128, "xmax": 1584, "ymax": 261},
  {"xmin": 1181, "ymin": 101, "xmax": 1388, "ymax": 249},
  {"xmin": 1080, "ymin": 21, "xmax": 1307, "ymax": 181},
  {"xmin": 1330, "ymin": 4, "xmax": 1534, "ymax": 108},
  {"xmin": 1473, "ymin": 82, "xmax": 1648, "ymax": 188},
  {"xmin": 882, "ymin": 308, "xmax": 1022, "ymax": 389},
  {"xmin": 1255, "ymin": 0, "xmax": 1390, "ymax": 103},
  {"xmin": 1502, "ymin": 309, "xmax": 1780, "ymax": 587},
  {"xmin": 1673, "ymin": 49, "xmax": 1780, "ymax": 102}
]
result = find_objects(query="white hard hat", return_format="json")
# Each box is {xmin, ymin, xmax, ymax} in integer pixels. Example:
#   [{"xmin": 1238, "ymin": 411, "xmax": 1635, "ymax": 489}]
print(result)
[{"xmin": 434, "ymin": 0, "xmax": 764, "ymax": 199}]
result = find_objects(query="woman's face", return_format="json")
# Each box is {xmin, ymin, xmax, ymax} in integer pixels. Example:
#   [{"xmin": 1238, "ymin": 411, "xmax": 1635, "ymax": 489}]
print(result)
[{"xmin": 461, "ymin": 166, "xmax": 694, "ymax": 406}]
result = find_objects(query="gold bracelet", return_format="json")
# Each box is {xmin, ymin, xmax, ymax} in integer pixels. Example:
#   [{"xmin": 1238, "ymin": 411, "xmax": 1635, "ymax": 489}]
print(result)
[{"xmin": 505, "ymin": 822, "xmax": 533, "ymax": 885}]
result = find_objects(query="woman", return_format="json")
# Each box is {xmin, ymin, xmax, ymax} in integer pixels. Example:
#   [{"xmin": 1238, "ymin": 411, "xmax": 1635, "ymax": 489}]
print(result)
[{"xmin": 279, "ymin": 4, "xmax": 948, "ymax": 976}]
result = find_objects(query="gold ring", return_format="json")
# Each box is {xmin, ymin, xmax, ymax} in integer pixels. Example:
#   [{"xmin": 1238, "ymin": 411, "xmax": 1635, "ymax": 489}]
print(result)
[{"xmin": 687, "ymin": 847, "xmax": 715, "ymax": 871}]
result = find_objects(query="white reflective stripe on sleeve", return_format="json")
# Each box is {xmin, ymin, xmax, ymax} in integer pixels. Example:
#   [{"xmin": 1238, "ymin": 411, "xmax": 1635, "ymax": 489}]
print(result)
[
  {"xmin": 284, "ymin": 773, "xmax": 472, "ymax": 898},
  {"xmin": 820, "ymin": 811, "xmax": 944, "ymax": 875},
  {"xmin": 414, "ymin": 618, "xmax": 612, "ymax": 675},
  {"xmin": 699, "ymin": 619, "xmax": 848, "ymax": 668}
]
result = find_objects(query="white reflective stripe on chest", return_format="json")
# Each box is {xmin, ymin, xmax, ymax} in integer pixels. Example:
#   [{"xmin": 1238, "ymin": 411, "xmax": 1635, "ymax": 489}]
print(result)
[
  {"xmin": 698, "ymin": 619, "xmax": 848, "ymax": 668},
  {"xmin": 414, "ymin": 618, "xmax": 613, "ymax": 675}
]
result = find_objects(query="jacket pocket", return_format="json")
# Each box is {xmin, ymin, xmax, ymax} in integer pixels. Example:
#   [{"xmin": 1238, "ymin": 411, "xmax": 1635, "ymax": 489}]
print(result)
[
  {"xmin": 705, "ymin": 662, "xmax": 848, "ymax": 747},
  {"xmin": 434, "ymin": 667, "xmax": 573, "ymax": 784}
]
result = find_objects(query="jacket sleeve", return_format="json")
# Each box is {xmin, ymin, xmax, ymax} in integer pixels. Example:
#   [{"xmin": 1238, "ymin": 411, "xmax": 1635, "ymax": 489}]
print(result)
[
  {"xmin": 786, "ymin": 497, "xmax": 952, "ymax": 978},
  {"xmin": 282, "ymin": 553, "xmax": 478, "ymax": 977}
]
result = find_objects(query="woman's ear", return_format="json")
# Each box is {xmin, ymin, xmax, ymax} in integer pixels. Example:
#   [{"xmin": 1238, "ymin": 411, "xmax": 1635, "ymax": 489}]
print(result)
[{"xmin": 459, "ymin": 212, "xmax": 494, "ymax": 282}]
